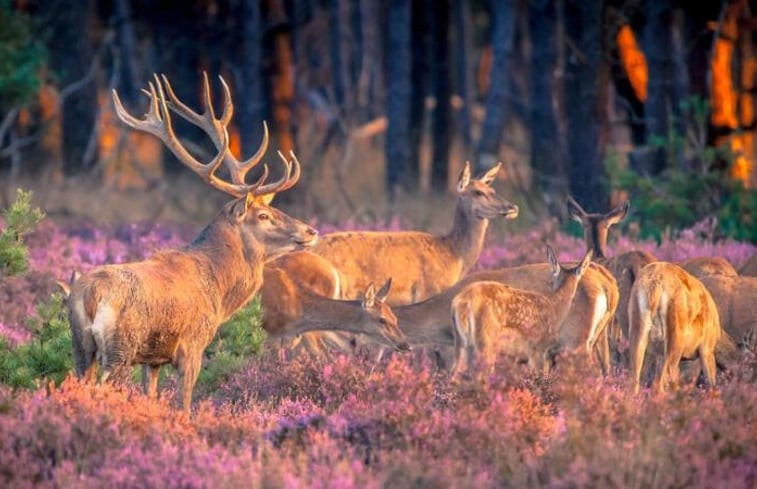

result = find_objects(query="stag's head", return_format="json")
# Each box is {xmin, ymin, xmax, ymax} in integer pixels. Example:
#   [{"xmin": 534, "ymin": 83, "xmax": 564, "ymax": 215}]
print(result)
[
  {"xmin": 358, "ymin": 279, "xmax": 410, "ymax": 352},
  {"xmin": 566, "ymin": 197, "xmax": 629, "ymax": 258},
  {"xmin": 112, "ymin": 73, "xmax": 317, "ymax": 258},
  {"xmin": 547, "ymin": 245, "xmax": 593, "ymax": 292},
  {"xmin": 456, "ymin": 161, "xmax": 519, "ymax": 220}
]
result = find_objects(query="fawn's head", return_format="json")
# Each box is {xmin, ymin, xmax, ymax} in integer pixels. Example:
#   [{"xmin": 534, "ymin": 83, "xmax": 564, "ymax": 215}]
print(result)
[
  {"xmin": 457, "ymin": 161, "xmax": 519, "ymax": 220},
  {"xmin": 566, "ymin": 197, "xmax": 629, "ymax": 258},
  {"xmin": 359, "ymin": 279, "xmax": 410, "ymax": 352},
  {"xmin": 113, "ymin": 73, "xmax": 317, "ymax": 258},
  {"xmin": 547, "ymin": 246, "xmax": 593, "ymax": 291}
]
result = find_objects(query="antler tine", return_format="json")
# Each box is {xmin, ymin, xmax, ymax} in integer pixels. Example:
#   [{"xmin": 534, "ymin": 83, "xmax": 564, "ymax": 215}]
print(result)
[
  {"xmin": 250, "ymin": 150, "xmax": 301, "ymax": 196},
  {"xmin": 232, "ymin": 121, "xmax": 270, "ymax": 183},
  {"xmin": 201, "ymin": 71, "xmax": 217, "ymax": 121},
  {"xmin": 217, "ymin": 75, "xmax": 233, "ymax": 126},
  {"xmin": 159, "ymin": 73, "xmax": 226, "ymax": 150}
]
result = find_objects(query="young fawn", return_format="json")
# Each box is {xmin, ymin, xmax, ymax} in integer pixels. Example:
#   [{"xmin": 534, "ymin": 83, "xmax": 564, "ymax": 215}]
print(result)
[{"xmin": 450, "ymin": 247, "xmax": 593, "ymax": 375}]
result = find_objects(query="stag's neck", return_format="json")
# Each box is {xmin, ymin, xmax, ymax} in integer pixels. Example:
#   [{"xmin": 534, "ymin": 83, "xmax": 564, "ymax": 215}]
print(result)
[
  {"xmin": 442, "ymin": 203, "xmax": 489, "ymax": 273},
  {"xmin": 547, "ymin": 275, "xmax": 581, "ymax": 332},
  {"xmin": 395, "ymin": 294, "xmax": 454, "ymax": 345},
  {"xmin": 188, "ymin": 220, "xmax": 264, "ymax": 318}
]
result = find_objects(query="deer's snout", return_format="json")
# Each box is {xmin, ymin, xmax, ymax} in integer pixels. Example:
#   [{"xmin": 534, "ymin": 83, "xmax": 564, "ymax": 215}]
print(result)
[{"xmin": 295, "ymin": 226, "xmax": 319, "ymax": 246}]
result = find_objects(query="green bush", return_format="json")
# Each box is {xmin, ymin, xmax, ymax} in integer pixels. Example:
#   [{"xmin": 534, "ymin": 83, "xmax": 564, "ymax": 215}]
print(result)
[
  {"xmin": 0, "ymin": 189, "xmax": 45, "ymax": 277},
  {"xmin": 0, "ymin": 3, "xmax": 45, "ymax": 108},
  {"xmin": 605, "ymin": 97, "xmax": 756, "ymax": 243},
  {"xmin": 0, "ymin": 292, "xmax": 71, "ymax": 389}
]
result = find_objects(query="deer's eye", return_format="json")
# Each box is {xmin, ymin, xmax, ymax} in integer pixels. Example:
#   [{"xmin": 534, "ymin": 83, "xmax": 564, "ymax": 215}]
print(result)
[
  {"xmin": 379, "ymin": 318, "xmax": 387, "ymax": 325},
  {"xmin": 475, "ymin": 190, "xmax": 485, "ymax": 197},
  {"xmin": 258, "ymin": 213, "xmax": 270, "ymax": 221}
]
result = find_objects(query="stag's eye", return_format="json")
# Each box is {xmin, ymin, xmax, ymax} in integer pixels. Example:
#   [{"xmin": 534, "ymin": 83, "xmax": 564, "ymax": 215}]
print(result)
[
  {"xmin": 475, "ymin": 190, "xmax": 485, "ymax": 197},
  {"xmin": 379, "ymin": 318, "xmax": 387, "ymax": 325},
  {"xmin": 258, "ymin": 213, "xmax": 270, "ymax": 221}
]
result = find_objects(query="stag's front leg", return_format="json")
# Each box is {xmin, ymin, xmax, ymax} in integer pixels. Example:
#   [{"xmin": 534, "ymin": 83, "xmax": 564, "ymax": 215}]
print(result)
[
  {"xmin": 142, "ymin": 365, "xmax": 161, "ymax": 399},
  {"xmin": 175, "ymin": 345, "xmax": 202, "ymax": 413}
]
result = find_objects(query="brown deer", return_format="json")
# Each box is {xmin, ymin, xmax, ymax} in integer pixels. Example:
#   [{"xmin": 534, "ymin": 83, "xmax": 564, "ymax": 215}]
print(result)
[
  {"xmin": 68, "ymin": 74, "xmax": 318, "ymax": 412},
  {"xmin": 698, "ymin": 274, "xmax": 757, "ymax": 347},
  {"xmin": 566, "ymin": 197, "xmax": 734, "ymax": 349},
  {"xmin": 450, "ymin": 247, "xmax": 593, "ymax": 375},
  {"xmin": 260, "ymin": 269, "xmax": 410, "ymax": 355},
  {"xmin": 739, "ymin": 252, "xmax": 757, "ymax": 276},
  {"xmin": 309, "ymin": 161, "xmax": 519, "ymax": 304},
  {"xmin": 628, "ymin": 262, "xmax": 724, "ymax": 393}
]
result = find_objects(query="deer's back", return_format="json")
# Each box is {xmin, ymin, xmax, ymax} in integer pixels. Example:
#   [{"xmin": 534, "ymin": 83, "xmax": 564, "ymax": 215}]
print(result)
[
  {"xmin": 699, "ymin": 274, "xmax": 757, "ymax": 343},
  {"xmin": 681, "ymin": 256, "xmax": 738, "ymax": 278},
  {"xmin": 313, "ymin": 231, "xmax": 462, "ymax": 304},
  {"xmin": 739, "ymin": 252, "xmax": 757, "ymax": 277}
]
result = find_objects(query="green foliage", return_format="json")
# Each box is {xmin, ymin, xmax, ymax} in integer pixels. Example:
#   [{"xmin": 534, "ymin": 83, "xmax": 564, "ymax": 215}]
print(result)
[
  {"xmin": 0, "ymin": 188, "xmax": 45, "ymax": 277},
  {"xmin": 0, "ymin": 4, "xmax": 45, "ymax": 107},
  {"xmin": 0, "ymin": 293, "xmax": 72, "ymax": 389},
  {"xmin": 195, "ymin": 296, "xmax": 267, "ymax": 393},
  {"xmin": 605, "ymin": 96, "xmax": 756, "ymax": 243}
]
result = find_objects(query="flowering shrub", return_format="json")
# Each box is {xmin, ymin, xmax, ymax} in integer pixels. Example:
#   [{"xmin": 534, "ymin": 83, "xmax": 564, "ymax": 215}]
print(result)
[{"xmin": 0, "ymin": 215, "xmax": 755, "ymax": 487}]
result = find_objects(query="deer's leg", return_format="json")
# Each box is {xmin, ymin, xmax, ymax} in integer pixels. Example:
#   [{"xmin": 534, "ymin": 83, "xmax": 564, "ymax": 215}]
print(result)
[
  {"xmin": 175, "ymin": 346, "xmax": 202, "ymax": 413},
  {"xmin": 142, "ymin": 365, "xmax": 160, "ymax": 399},
  {"xmin": 596, "ymin": 325, "xmax": 611, "ymax": 376},
  {"xmin": 629, "ymin": 327, "xmax": 649, "ymax": 394},
  {"xmin": 700, "ymin": 347, "xmax": 718, "ymax": 389}
]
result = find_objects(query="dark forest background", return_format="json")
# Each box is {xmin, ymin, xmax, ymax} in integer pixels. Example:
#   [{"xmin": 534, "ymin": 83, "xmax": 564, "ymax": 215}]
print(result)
[{"xmin": 0, "ymin": 0, "xmax": 755, "ymax": 240}]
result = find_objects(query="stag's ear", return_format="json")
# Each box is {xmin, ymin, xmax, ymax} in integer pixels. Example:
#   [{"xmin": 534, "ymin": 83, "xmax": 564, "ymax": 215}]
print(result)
[
  {"xmin": 566, "ymin": 196, "xmax": 586, "ymax": 224},
  {"xmin": 362, "ymin": 282, "xmax": 376, "ymax": 308},
  {"xmin": 376, "ymin": 278, "xmax": 392, "ymax": 302},
  {"xmin": 575, "ymin": 250, "xmax": 594, "ymax": 277},
  {"xmin": 457, "ymin": 161, "xmax": 471, "ymax": 192},
  {"xmin": 547, "ymin": 245, "xmax": 560, "ymax": 278},
  {"xmin": 478, "ymin": 161, "xmax": 502, "ymax": 186},
  {"xmin": 605, "ymin": 200, "xmax": 629, "ymax": 226},
  {"xmin": 231, "ymin": 194, "xmax": 251, "ymax": 222}
]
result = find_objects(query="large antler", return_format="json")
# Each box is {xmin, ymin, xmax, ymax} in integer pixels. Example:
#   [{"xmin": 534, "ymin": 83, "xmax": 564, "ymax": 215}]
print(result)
[{"xmin": 112, "ymin": 73, "xmax": 299, "ymax": 197}]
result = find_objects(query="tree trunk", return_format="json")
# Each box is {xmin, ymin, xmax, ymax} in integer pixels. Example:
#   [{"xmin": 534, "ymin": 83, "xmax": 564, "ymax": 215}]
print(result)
[
  {"xmin": 329, "ymin": 0, "xmax": 347, "ymax": 111},
  {"xmin": 385, "ymin": 0, "xmax": 412, "ymax": 198},
  {"xmin": 453, "ymin": 0, "xmax": 474, "ymax": 157},
  {"xmin": 407, "ymin": 0, "xmax": 429, "ymax": 191},
  {"xmin": 477, "ymin": 0, "xmax": 515, "ymax": 172},
  {"xmin": 48, "ymin": 0, "xmax": 98, "ymax": 174},
  {"xmin": 238, "ymin": 0, "xmax": 266, "ymax": 157},
  {"xmin": 528, "ymin": 0, "xmax": 566, "ymax": 197},
  {"xmin": 564, "ymin": 0, "xmax": 608, "ymax": 211},
  {"xmin": 266, "ymin": 0, "xmax": 295, "ymax": 156},
  {"xmin": 113, "ymin": 0, "xmax": 139, "ymax": 105},
  {"xmin": 430, "ymin": 0, "xmax": 451, "ymax": 192}
]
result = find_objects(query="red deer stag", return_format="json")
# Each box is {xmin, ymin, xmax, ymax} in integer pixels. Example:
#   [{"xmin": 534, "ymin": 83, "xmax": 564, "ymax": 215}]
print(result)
[
  {"xmin": 450, "ymin": 247, "xmax": 593, "ymax": 375},
  {"xmin": 68, "ymin": 74, "xmax": 317, "ymax": 412}
]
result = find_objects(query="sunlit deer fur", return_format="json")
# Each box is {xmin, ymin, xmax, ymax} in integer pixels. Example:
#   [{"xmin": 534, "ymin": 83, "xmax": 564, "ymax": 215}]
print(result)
[
  {"xmin": 628, "ymin": 262, "xmax": 723, "ymax": 394},
  {"xmin": 450, "ymin": 248, "xmax": 593, "ymax": 375},
  {"xmin": 260, "ymin": 259, "xmax": 410, "ymax": 353},
  {"xmin": 738, "ymin": 252, "xmax": 757, "ymax": 276},
  {"xmin": 698, "ymin": 274, "xmax": 757, "ymax": 347},
  {"xmin": 310, "ymin": 162, "xmax": 519, "ymax": 305},
  {"xmin": 68, "ymin": 74, "xmax": 317, "ymax": 412},
  {"xmin": 680, "ymin": 256, "xmax": 738, "ymax": 278}
]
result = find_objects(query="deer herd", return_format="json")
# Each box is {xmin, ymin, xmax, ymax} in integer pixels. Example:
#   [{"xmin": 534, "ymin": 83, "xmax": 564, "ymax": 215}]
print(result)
[{"xmin": 61, "ymin": 74, "xmax": 757, "ymax": 412}]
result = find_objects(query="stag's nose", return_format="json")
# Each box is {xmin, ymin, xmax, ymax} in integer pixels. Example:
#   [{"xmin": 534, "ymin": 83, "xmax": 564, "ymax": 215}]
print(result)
[{"xmin": 305, "ymin": 227, "xmax": 318, "ymax": 237}]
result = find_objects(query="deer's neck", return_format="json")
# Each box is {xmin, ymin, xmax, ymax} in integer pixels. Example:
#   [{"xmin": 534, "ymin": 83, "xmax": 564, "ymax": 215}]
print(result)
[
  {"xmin": 189, "ymin": 220, "xmax": 264, "ymax": 319},
  {"xmin": 546, "ymin": 275, "xmax": 581, "ymax": 332},
  {"xmin": 395, "ymin": 293, "xmax": 455, "ymax": 345},
  {"xmin": 442, "ymin": 203, "xmax": 489, "ymax": 273},
  {"xmin": 586, "ymin": 227, "xmax": 608, "ymax": 260},
  {"xmin": 293, "ymin": 293, "xmax": 366, "ymax": 335}
]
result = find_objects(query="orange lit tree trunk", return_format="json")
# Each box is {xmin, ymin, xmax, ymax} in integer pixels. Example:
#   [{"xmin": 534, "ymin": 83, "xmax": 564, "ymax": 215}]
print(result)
[
  {"xmin": 238, "ymin": 0, "xmax": 266, "ymax": 157},
  {"xmin": 266, "ymin": 0, "xmax": 295, "ymax": 157}
]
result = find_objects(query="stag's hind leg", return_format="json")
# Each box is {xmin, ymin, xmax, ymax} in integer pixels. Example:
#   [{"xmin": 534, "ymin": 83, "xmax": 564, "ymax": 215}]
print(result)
[
  {"xmin": 142, "ymin": 365, "xmax": 161, "ymax": 399},
  {"xmin": 699, "ymin": 346, "xmax": 718, "ymax": 389},
  {"xmin": 175, "ymin": 345, "xmax": 202, "ymax": 413}
]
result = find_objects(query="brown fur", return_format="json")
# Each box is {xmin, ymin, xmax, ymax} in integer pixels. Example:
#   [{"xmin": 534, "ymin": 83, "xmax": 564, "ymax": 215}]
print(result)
[
  {"xmin": 628, "ymin": 262, "xmax": 722, "ymax": 393},
  {"xmin": 450, "ymin": 248, "xmax": 593, "ymax": 374},
  {"xmin": 69, "ymin": 187, "xmax": 317, "ymax": 412},
  {"xmin": 738, "ymin": 252, "xmax": 757, "ymax": 277},
  {"xmin": 698, "ymin": 274, "xmax": 757, "ymax": 345},
  {"xmin": 311, "ymin": 162, "xmax": 518, "ymax": 304},
  {"xmin": 259, "ymin": 256, "xmax": 409, "ymax": 353},
  {"xmin": 681, "ymin": 256, "xmax": 738, "ymax": 278}
]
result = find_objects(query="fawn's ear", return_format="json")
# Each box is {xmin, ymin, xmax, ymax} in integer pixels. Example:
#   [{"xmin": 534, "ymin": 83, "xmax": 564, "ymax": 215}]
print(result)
[
  {"xmin": 457, "ymin": 161, "xmax": 471, "ymax": 192},
  {"xmin": 605, "ymin": 200, "xmax": 630, "ymax": 227},
  {"xmin": 576, "ymin": 250, "xmax": 594, "ymax": 277},
  {"xmin": 362, "ymin": 282, "xmax": 376, "ymax": 308},
  {"xmin": 478, "ymin": 161, "xmax": 502, "ymax": 186},
  {"xmin": 547, "ymin": 245, "xmax": 560, "ymax": 278},
  {"xmin": 376, "ymin": 278, "xmax": 392, "ymax": 302},
  {"xmin": 566, "ymin": 196, "xmax": 587, "ymax": 224}
]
